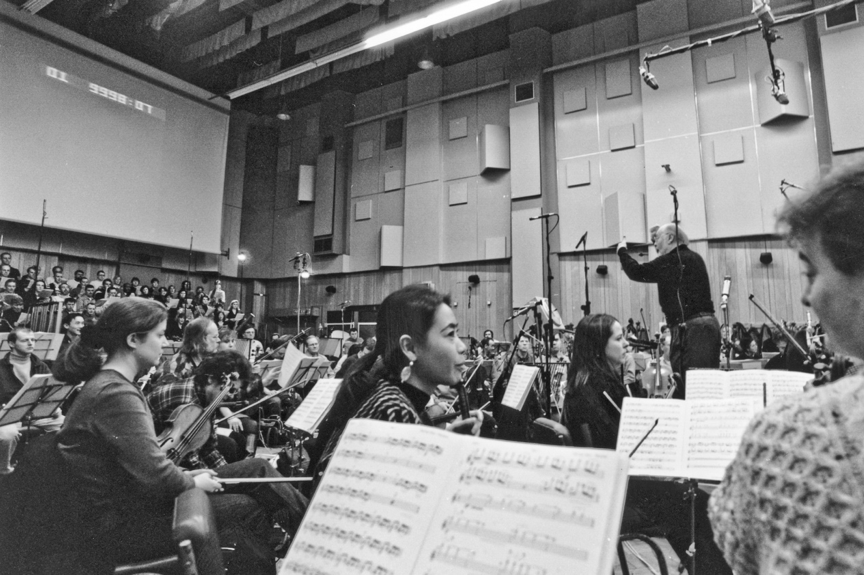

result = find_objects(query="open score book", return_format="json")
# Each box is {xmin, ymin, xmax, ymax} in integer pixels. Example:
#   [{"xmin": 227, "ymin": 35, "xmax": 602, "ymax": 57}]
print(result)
[{"xmin": 281, "ymin": 419, "xmax": 630, "ymax": 575}]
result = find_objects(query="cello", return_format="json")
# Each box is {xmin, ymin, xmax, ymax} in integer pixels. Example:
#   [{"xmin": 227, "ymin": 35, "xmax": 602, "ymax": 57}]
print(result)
[{"xmin": 157, "ymin": 372, "xmax": 241, "ymax": 464}]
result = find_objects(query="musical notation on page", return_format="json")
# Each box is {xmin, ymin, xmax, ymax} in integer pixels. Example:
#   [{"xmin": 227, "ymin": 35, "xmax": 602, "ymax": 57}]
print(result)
[{"xmin": 282, "ymin": 419, "xmax": 630, "ymax": 575}]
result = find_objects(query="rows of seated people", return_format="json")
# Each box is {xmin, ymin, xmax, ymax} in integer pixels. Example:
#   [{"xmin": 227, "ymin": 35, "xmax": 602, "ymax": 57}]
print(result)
[{"xmin": 0, "ymin": 253, "xmax": 245, "ymax": 334}]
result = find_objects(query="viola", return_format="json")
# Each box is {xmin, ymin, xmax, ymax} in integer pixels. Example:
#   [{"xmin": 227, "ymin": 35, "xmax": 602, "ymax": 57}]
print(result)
[{"xmin": 157, "ymin": 373, "xmax": 241, "ymax": 464}]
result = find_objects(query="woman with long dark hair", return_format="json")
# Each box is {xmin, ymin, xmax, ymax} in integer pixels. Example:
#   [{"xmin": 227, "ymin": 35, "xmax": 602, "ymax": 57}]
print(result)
[
  {"xmin": 310, "ymin": 284, "xmax": 481, "ymax": 485},
  {"xmin": 562, "ymin": 314, "xmax": 731, "ymax": 575},
  {"xmin": 54, "ymin": 298, "xmax": 278, "ymax": 574}
]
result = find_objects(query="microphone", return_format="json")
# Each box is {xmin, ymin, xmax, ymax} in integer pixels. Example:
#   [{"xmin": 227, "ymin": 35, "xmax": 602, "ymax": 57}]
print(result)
[
  {"xmin": 339, "ymin": 300, "xmax": 351, "ymax": 306},
  {"xmin": 504, "ymin": 301, "xmax": 541, "ymax": 323},
  {"xmin": 529, "ymin": 213, "xmax": 557, "ymax": 221},
  {"xmin": 575, "ymin": 231, "xmax": 587, "ymax": 250},
  {"xmin": 668, "ymin": 185, "xmax": 677, "ymax": 196},
  {"xmin": 720, "ymin": 275, "xmax": 732, "ymax": 310},
  {"xmin": 639, "ymin": 65, "xmax": 659, "ymax": 90}
]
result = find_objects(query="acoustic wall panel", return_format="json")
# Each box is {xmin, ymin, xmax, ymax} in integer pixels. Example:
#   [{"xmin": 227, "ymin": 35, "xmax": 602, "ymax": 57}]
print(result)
[
  {"xmin": 403, "ymin": 181, "xmax": 442, "ymax": 266},
  {"xmin": 597, "ymin": 54, "xmax": 644, "ymax": 152},
  {"xmin": 355, "ymin": 200, "xmax": 372, "ymax": 221},
  {"xmin": 755, "ymin": 59, "xmax": 810, "ymax": 125},
  {"xmin": 298, "ymin": 165, "xmax": 315, "ymax": 202},
  {"xmin": 351, "ymin": 123, "xmax": 380, "ymax": 198},
  {"xmin": 380, "ymin": 225, "xmax": 403, "ymax": 267},
  {"xmin": 407, "ymin": 66, "xmax": 443, "ymax": 105},
  {"xmin": 609, "ymin": 124, "xmax": 636, "ymax": 151},
  {"xmin": 594, "ymin": 12, "xmax": 638, "ymax": 54},
  {"xmin": 600, "ymin": 147, "xmax": 645, "ymax": 200},
  {"xmin": 643, "ymin": 134, "xmax": 708, "ymax": 240},
  {"xmin": 449, "ymin": 181, "xmax": 469, "ymax": 205},
  {"xmin": 477, "ymin": 87, "xmax": 510, "ymax": 131},
  {"xmin": 383, "ymin": 170, "xmax": 403, "ymax": 192},
  {"xmin": 603, "ymin": 188, "xmax": 646, "ymax": 247},
  {"xmin": 702, "ymin": 129, "xmax": 764, "ymax": 237},
  {"xmin": 563, "ymin": 88, "xmax": 587, "ymax": 113},
  {"xmin": 479, "ymin": 125, "xmax": 510, "ymax": 172},
  {"xmin": 476, "ymin": 171, "xmax": 511, "ymax": 260},
  {"xmin": 443, "ymin": 97, "xmax": 478, "ymax": 182},
  {"xmin": 405, "ymin": 104, "xmax": 441, "ymax": 186},
  {"xmin": 713, "ymin": 134, "xmax": 744, "ymax": 165},
  {"xmin": 565, "ymin": 159, "xmax": 590, "ymax": 187},
  {"xmin": 641, "ymin": 48, "xmax": 698, "ymax": 142},
  {"xmin": 349, "ymin": 190, "xmax": 405, "ymax": 273},
  {"xmin": 557, "ymin": 160, "xmax": 604, "ymax": 251},
  {"xmin": 511, "ymin": 207, "xmax": 544, "ymax": 307},
  {"xmin": 605, "ymin": 59, "xmax": 632, "ymax": 99},
  {"xmin": 449, "ymin": 117, "xmax": 468, "ymax": 139},
  {"xmin": 509, "ymin": 103, "xmax": 541, "ymax": 199},
  {"xmin": 754, "ymin": 118, "xmax": 820, "ymax": 233},
  {"xmin": 706, "ymin": 53, "xmax": 736, "ymax": 83},
  {"xmin": 444, "ymin": 59, "xmax": 478, "ymax": 95},
  {"xmin": 442, "ymin": 177, "xmax": 478, "ymax": 263},
  {"xmin": 358, "ymin": 141, "xmax": 374, "ymax": 160},
  {"xmin": 312, "ymin": 150, "xmax": 336, "ymax": 236},
  {"xmin": 692, "ymin": 37, "xmax": 753, "ymax": 134},
  {"xmin": 554, "ymin": 67, "xmax": 599, "ymax": 159}
]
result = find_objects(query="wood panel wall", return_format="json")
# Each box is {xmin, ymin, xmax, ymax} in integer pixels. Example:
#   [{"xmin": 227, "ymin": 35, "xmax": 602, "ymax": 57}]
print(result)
[
  {"xmin": 558, "ymin": 236, "xmax": 812, "ymax": 334},
  {"xmin": 263, "ymin": 260, "xmax": 512, "ymax": 341}
]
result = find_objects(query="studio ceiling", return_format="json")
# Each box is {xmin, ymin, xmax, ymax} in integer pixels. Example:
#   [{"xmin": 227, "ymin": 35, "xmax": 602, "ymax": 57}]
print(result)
[{"xmin": 7, "ymin": 0, "xmax": 639, "ymax": 115}]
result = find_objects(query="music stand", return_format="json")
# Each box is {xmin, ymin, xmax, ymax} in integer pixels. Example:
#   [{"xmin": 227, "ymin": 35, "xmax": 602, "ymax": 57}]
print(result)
[{"xmin": 0, "ymin": 374, "xmax": 77, "ymax": 427}]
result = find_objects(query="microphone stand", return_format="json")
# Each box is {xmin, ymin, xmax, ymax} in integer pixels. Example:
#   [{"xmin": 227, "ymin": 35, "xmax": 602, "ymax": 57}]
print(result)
[
  {"xmin": 720, "ymin": 295, "xmax": 731, "ymax": 371},
  {"xmin": 577, "ymin": 232, "xmax": 590, "ymax": 316}
]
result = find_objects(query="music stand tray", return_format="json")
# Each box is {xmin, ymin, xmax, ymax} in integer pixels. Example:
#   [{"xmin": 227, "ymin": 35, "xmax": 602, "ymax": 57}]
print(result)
[{"xmin": 0, "ymin": 374, "xmax": 78, "ymax": 427}]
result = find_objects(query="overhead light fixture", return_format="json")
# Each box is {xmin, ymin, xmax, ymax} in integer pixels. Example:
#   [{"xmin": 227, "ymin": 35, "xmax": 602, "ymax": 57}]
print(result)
[
  {"xmin": 418, "ymin": 45, "xmax": 435, "ymax": 70},
  {"xmin": 276, "ymin": 100, "xmax": 291, "ymax": 121},
  {"xmin": 300, "ymin": 270, "xmax": 311, "ymax": 279},
  {"xmin": 227, "ymin": 0, "xmax": 501, "ymax": 99},
  {"xmin": 237, "ymin": 252, "xmax": 248, "ymax": 263},
  {"xmin": 364, "ymin": 0, "xmax": 500, "ymax": 48}
]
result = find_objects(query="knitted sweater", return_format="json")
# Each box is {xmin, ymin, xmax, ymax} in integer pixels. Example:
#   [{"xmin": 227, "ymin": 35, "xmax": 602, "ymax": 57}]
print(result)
[{"xmin": 708, "ymin": 374, "xmax": 864, "ymax": 575}]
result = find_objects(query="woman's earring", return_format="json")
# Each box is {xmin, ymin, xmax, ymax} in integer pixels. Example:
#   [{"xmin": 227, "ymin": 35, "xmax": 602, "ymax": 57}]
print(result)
[{"xmin": 400, "ymin": 360, "xmax": 414, "ymax": 383}]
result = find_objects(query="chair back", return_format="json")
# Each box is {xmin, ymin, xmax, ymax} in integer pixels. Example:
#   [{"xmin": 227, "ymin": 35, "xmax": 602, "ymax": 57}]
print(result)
[{"xmin": 531, "ymin": 417, "xmax": 573, "ymax": 446}]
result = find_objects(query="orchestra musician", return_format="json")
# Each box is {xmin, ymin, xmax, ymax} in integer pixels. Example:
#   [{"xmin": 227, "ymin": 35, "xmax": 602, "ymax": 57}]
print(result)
[
  {"xmin": 154, "ymin": 316, "xmax": 220, "ymax": 385},
  {"xmin": 561, "ymin": 314, "xmax": 732, "ymax": 575},
  {"xmin": 53, "ymin": 298, "xmax": 296, "ymax": 574},
  {"xmin": 709, "ymin": 160, "xmax": 864, "ymax": 574},
  {"xmin": 309, "ymin": 284, "xmax": 482, "ymax": 490}
]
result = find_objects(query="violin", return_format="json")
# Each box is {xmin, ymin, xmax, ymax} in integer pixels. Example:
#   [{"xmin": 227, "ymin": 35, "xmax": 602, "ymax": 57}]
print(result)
[{"xmin": 157, "ymin": 373, "xmax": 241, "ymax": 464}]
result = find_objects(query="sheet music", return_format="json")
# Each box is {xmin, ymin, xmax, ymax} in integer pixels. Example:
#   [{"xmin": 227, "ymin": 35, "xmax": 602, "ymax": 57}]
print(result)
[
  {"xmin": 765, "ymin": 371, "xmax": 810, "ymax": 404},
  {"xmin": 684, "ymin": 399, "xmax": 757, "ymax": 481},
  {"xmin": 500, "ymin": 365, "xmax": 539, "ymax": 411},
  {"xmin": 617, "ymin": 398, "xmax": 686, "ymax": 477},
  {"xmin": 283, "ymin": 419, "xmax": 629, "ymax": 575},
  {"xmin": 282, "ymin": 420, "xmax": 456, "ymax": 575},
  {"xmin": 417, "ymin": 440, "xmax": 628, "ymax": 575},
  {"xmin": 727, "ymin": 370, "xmax": 767, "ymax": 400},
  {"xmin": 683, "ymin": 370, "xmax": 726, "ymax": 400},
  {"xmin": 278, "ymin": 343, "xmax": 308, "ymax": 386},
  {"xmin": 286, "ymin": 378, "xmax": 342, "ymax": 434}
]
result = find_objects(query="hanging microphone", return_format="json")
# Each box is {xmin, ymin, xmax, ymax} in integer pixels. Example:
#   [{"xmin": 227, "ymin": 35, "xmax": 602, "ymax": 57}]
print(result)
[
  {"xmin": 668, "ymin": 185, "xmax": 677, "ymax": 196},
  {"xmin": 529, "ymin": 213, "xmax": 557, "ymax": 221},
  {"xmin": 720, "ymin": 275, "xmax": 732, "ymax": 310},
  {"xmin": 639, "ymin": 65, "xmax": 659, "ymax": 90}
]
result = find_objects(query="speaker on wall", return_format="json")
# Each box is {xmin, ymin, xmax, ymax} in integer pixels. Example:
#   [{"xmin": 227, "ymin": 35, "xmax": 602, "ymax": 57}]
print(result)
[{"xmin": 514, "ymin": 81, "xmax": 534, "ymax": 103}]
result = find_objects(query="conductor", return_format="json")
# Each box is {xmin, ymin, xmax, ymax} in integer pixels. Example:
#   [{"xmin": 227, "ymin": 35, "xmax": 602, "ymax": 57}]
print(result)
[{"xmin": 617, "ymin": 224, "xmax": 720, "ymax": 398}]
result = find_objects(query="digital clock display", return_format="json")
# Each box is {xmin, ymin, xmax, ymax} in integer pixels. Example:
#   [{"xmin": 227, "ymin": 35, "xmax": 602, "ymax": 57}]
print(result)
[{"xmin": 46, "ymin": 66, "xmax": 166, "ymax": 120}]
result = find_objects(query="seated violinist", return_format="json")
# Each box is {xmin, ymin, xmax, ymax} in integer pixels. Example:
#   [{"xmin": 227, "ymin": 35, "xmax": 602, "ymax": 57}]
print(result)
[
  {"xmin": 146, "ymin": 351, "xmax": 307, "ymax": 540},
  {"xmin": 562, "ymin": 314, "xmax": 731, "ymax": 575}
]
